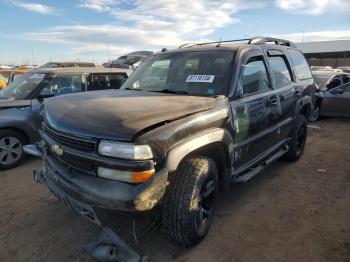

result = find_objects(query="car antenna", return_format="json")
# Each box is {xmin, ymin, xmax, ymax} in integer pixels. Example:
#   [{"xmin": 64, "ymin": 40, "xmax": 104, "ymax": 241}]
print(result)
[{"xmin": 216, "ymin": 37, "xmax": 222, "ymax": 47}]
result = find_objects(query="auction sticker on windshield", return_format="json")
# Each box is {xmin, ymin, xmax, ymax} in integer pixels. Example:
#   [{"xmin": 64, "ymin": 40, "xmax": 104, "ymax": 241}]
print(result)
[{"xmin": 186, "ymin": 75, "xmax": 215, "ymax": 83}]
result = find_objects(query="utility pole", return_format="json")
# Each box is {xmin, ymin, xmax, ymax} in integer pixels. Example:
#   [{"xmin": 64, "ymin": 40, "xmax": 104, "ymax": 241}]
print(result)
[
  {"xmin": 31, "ymin": 47, "xmax": 35, "ymax": 66},
  {"xmin": 302, "ymin": 30, "xmax": 305, "ymax": 42}
]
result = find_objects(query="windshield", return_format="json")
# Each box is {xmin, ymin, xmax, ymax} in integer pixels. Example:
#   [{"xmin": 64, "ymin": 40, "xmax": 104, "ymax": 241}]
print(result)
[
  {"xmin": 313, "ymin": 75, "xmax": 330, "ymax": 90},
  {"xmin": 122, "ymin": 51, "xmax": 235, "ymax": 96},
  {"xmin": 0, "ymin": 72, "xmax": 47, "ymax": 99}
]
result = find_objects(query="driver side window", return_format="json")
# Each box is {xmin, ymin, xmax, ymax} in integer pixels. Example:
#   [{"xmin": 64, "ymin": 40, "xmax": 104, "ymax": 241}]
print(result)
[
  {"xmin": 241, "ymin": 56, "xmax": 272, "ymax": 96},
  {"xmin": 327, "ymin": 75, "xmax": 342, "ymax": 90}
]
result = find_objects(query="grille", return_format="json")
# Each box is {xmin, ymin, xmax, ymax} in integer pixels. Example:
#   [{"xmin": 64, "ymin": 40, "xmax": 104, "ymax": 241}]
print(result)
[
  {"xmin": 43, "ymin": 124, "xmax": 96, "ymax": 153},
  {"xmin": 51, "ymin": 151, "xmax": 96, "ymax": 173}
]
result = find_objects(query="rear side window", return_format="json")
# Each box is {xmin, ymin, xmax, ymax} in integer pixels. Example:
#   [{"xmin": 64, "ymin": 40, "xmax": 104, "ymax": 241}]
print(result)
[
  {"xmin": 107, "ymin": 73, "xmax": 128, "ymax": 89},
  {"xmin": 268, "ymin": 56, "xmax": 292, "ymax": 88},
  {"xmin": 288, "ymin": 49, "xmax": 312, "ymax": 80},
  {"xmin": 344, "ymin": 83, "xmax": 350, "ymax": 93},
  {"xmin": 241, "ymin": 56, "xmax": 271, "ymax": 95},
  {"xmin": 87, "ymin": 74, "xmax": 109, "ymax": 91},
  {"xmin": 87, "ymin": 73, "xmax": 127, "ymax": 91}
]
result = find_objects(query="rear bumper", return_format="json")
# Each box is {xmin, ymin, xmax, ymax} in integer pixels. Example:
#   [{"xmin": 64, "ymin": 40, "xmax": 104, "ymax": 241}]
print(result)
[{"xmin": 34, "ymin": 153, "xmax": 168, "ymax": 216}]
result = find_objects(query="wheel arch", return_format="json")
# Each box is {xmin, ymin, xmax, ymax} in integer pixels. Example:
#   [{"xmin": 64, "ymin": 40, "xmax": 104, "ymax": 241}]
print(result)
[
  {"xmin": 0, "ymin": 127, "xmax": 30, "ymax": 144},
  {"xmin": 165, "ymin": 128, "xmax": 233, "ymax": 184},
  {"xmin": 296, "ymin": 95, "xmax": 313, "ymax": 121}
]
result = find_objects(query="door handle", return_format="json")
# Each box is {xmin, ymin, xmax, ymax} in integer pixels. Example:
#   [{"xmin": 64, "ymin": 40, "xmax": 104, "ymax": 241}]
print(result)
[
  {"xmin": 268, "ymin": 96, "xmax": 278, "ymax": 106},
  {"xmin": 270, "ymin": 98, "xmax": 278, "ymax": 106},
  {"xmin": 294, "ymin": 90, "xmax": 302, "ymax": 97}
]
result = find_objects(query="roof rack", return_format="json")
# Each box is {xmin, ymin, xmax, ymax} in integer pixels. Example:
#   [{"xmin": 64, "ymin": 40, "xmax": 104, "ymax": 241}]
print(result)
[{"xmin": 178, "ymin": 36, "xmax": 296, "ymax": 49}]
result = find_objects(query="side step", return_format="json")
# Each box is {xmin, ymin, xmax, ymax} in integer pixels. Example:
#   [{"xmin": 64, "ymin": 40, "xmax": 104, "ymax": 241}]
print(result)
[{"xmin": 233, "ymin": 146, "xmax": 289, "ymax": 183}]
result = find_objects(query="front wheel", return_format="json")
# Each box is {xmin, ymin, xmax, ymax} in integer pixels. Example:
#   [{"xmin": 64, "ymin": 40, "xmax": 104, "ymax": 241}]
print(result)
[
  {"xmin": 0, "ymin": 130, "xmax": 27, "ymax": 169},
  {"xmin": 284, "ymin": 114, "xmax": 307, "ymax": 162},
  {"xmin": 162, "ymin": 156, "xmax": 218, "ymax": 246}
]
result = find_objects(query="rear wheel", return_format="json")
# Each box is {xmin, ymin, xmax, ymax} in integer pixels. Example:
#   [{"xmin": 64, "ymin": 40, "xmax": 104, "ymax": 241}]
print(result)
[
  {"xmin": 310, "ymin": 102, "xmax": 320, "ymax": 122},
  {"xmin": 163, "ymin": 156, "xmax": 218, "ymax": 246},
  {"xmin": 284, "ymin": 114, "xmax": 307, "ymax": 162},
  {"xmin": 0, "ymin": 130, "xmax": 27, "ymax": 169}
]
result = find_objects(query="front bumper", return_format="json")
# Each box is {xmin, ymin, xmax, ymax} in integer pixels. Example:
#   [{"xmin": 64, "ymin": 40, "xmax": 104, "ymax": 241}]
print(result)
[{"xmin": 34, "ymin": 152, "xmax": 168, "ymax": 217}]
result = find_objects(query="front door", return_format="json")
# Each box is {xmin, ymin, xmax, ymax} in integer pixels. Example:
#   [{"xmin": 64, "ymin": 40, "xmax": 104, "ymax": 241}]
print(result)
[{"xmin": 231, "ymin": 50, "xmax": 279, "ymax": 171}]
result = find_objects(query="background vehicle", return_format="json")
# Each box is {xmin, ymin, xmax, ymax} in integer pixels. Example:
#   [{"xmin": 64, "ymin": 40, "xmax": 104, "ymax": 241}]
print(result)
[
  {"xmin": 32, "ymin": 37, "xmax": 315, "ymax": 260},
  {"xmin": 104, "ymin": 51, "xmax": 153, "ymax": 69},
  {"xmin": 0, "ymin": 67, "xmax": 131, "ymax": 169},
  {"xmin": 39, "ymin": 62, "xmax": 96, "ymax": 68},
  {"xmin": 312, "ymin": 71, "xmax": 350, "ymax": 119},
  {"xmin": 337, "ymin": 66, "xmax": 350, "ymax": 74},
  {"xmin": 0, "ymin": 68, "xmax": 30, "ymax": 89},
  {"xmin": 311, "ymin": 66, "xmax": 333, "ymax": 71}
]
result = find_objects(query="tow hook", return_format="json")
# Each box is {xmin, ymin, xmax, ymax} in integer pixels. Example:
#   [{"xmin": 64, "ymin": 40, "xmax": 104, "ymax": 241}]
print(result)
[{"xmin": 82, "ymin": 227, "xmax": 148, "ymax": 262}]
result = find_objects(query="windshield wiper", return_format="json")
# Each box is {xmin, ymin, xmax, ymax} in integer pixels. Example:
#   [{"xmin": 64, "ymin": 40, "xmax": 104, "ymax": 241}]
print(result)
[{"xmin": 151, "ymin": 89, "xmax": 188, "ymax": 95}]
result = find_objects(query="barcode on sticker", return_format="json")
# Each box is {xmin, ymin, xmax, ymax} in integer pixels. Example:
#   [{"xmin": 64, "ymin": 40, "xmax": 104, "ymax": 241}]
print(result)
[{"xmin": 186, "ymin": 75, "xmax": 215, "ymax": 83}]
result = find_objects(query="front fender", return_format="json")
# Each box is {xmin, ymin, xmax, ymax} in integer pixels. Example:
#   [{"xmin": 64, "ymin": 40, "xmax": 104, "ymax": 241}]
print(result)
[
  {"xmin": 165, "ymin": 127, "xmax": 234, "ymax": 173},
  {"xmin": 0, "ymin": 108, "xmax": 39, "ymax": 143}
]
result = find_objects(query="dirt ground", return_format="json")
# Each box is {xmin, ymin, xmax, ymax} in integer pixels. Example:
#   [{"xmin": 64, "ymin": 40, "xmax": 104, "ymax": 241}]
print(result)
[{"xmin": 1, "ymin": 118, "xmax": 350, "ymax": 262}]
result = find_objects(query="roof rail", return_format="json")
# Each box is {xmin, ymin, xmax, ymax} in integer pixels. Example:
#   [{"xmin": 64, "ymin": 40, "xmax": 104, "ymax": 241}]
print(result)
[
  {"xmin": 178, "ymin": 36, "xmax": 296, "ymax": 49},
  {"xmin": 178, "ymin": 38, "xmax": 250, "ymax": 49},
  {"xmin": 248, "ymin": 36, "xmax": 296, "ymax": 48}
]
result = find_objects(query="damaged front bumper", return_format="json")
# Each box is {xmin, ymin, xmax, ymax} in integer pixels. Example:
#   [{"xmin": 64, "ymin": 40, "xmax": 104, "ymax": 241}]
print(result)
[{"xmin": 34, "ymin": 156, "xmax": 168, "ymax": 217}]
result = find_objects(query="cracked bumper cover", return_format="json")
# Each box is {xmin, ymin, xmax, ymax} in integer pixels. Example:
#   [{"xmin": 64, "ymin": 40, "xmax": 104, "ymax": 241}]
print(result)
[{"xmin": 34, "ymin": 156, "xmax": 168, "ymax": 213}]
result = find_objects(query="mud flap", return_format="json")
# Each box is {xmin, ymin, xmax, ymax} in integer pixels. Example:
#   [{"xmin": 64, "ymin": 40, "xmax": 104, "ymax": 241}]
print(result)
[{"xmin": 82, "ymin": 227, "xmax": 148, "ymax": 262}]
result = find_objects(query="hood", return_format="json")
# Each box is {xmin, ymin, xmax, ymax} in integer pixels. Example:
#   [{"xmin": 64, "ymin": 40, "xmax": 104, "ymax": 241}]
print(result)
[
  {"xmin": 0, "ymin": 99, "xmax": 31, "ymax": 109},
  {"xmin": 44, "ymin": 90, "xmax": 218, "ymax": 141}
]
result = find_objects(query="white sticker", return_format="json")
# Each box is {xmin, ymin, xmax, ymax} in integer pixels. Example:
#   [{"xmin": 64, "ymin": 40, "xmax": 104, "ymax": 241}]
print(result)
[
  {"xmin": 186, "ymin": 75, "xmax": 215, "ymax": 83},
  {"xmin": 29, "ymin": 73, "xmax": 45, "ymax": 79}
]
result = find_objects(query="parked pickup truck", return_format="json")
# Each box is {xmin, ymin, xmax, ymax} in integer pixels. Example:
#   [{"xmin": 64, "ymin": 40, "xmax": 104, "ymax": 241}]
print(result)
[
  {"xmin": 0, "ymin": 67, "xmax": 131, "ymax": 169},
  {"xmin": 31, "ymin": 37, "xmax": 316, "ymax": 260}
]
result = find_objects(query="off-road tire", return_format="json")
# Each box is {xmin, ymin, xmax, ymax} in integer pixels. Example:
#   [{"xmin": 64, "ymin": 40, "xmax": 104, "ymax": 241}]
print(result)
[
  {"xmin": 0, "ymin": 129, "xmax": 27, "ymax": 170},
  {"xmin": 163, "ymin": 156, "xmax": 218, "ymax": 246},
  {"xmin": 284, "ymin": 114, "xmax": 307, "ymax": 162}
]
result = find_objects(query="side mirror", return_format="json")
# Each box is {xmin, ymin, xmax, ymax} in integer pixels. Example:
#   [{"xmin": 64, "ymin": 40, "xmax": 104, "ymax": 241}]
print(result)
[
  {"xmin": 37, "ymin": 93, "xmax": 54, "ymax": 101},
  {"xmin": 330, "ymin": 88, "xmax": 344, "ymax": 95}
]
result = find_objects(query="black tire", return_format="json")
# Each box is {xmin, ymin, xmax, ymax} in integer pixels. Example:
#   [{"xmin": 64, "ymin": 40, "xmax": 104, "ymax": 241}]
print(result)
[
  {"xmin": 162, "ymin": 156, "xmax": 218, "ymax": 246},
  {"xmin": 310, "ymin": 102, "xmax": 320, "ymax": 122},
  {"xmin": 284, "ymin": 114, "xmax": 307, "ymax": 162},
  {"xmin": 0, "ymin": 129, "xmax": 27, "ymax": 169}
]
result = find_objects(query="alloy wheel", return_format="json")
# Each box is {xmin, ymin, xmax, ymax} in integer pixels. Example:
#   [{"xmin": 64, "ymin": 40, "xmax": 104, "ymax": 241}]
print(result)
[
  {"xmin": 0, "ymin": 136, "xmax": 23, "ymax": 165},
  {"xmin": 195, "ymin": 178, "xmax": 216, "ymax": 234}
]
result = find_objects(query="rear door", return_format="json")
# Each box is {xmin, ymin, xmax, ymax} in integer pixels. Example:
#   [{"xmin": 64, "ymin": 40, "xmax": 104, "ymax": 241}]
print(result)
[
  {"xmin": 266, "ymin": 49, "xmax": 297, "ymax": 144},
  {"xmin": 231, "ymin": 49, "xmax": 279, "ymax": 170}
]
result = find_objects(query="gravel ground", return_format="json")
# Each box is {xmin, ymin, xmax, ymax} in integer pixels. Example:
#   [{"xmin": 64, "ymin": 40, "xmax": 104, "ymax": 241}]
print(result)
[{"xmin": 0, "ymin": 118, "xmax": 349, "ymax": 262}]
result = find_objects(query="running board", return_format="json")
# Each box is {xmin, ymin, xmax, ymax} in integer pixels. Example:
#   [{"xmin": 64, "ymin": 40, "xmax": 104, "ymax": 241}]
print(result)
[{"xmin": 233, "ymin": 146, "xmax": 289, "ymax": 183}]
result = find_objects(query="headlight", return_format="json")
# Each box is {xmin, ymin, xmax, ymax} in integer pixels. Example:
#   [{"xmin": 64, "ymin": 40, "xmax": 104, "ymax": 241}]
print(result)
[
  {"xmin": 97, "ymin": 167, "xmax": 155, "ymax": 183},
  {"xmin": 98, "ymin": 141, "xmax": 153, "ymax": 160}
]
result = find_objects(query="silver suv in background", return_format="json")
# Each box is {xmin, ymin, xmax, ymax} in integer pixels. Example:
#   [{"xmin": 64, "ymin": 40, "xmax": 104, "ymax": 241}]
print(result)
[{"xmin": 0, "ymin": 67, "xmax": 132, "ymax": 169}]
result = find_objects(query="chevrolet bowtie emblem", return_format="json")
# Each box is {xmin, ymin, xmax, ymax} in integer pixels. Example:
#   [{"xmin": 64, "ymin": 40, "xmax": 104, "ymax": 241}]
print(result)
[{"xmin": 51, "ymin": 144, "xmax": 64, "ymax": 156}]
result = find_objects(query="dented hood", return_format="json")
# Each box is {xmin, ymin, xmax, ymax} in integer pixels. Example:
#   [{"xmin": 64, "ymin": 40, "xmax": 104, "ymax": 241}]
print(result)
[{"xmin": 44, "ymin": 89, "xmax": 217, "ymax": 141}]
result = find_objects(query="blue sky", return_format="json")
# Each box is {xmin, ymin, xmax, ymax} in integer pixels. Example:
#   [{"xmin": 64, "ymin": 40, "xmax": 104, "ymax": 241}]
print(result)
[{"xmin": 1, "ymin": 0, "xmax": 349, "ymax": 65}]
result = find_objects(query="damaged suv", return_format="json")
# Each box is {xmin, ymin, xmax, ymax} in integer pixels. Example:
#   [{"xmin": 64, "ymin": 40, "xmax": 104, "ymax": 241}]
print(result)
[{"xmin": 32, "ymin": 37, "xmax": 315, "ymax": 258}]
